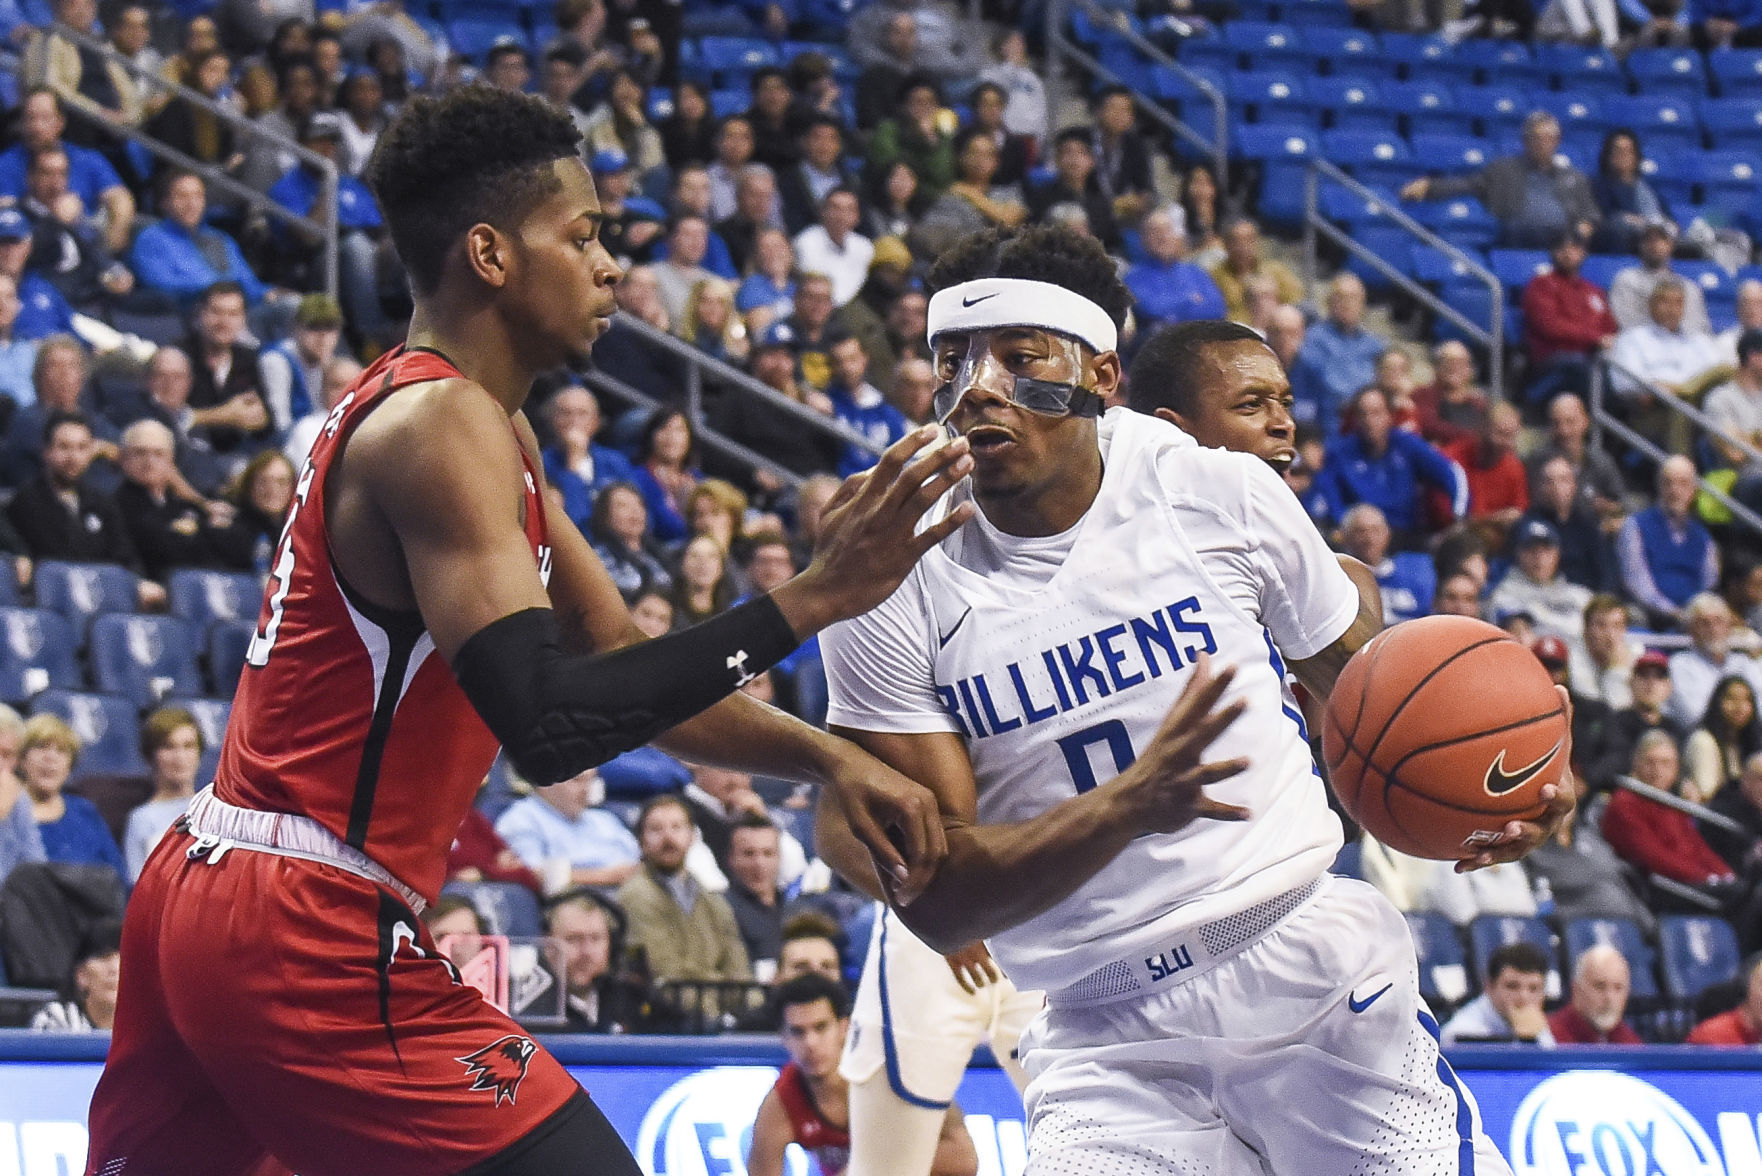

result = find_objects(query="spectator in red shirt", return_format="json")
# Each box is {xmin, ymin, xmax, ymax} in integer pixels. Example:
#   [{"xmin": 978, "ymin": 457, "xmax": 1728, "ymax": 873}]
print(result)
[
  {"xmin": 1411, "ymin": 341, "xmax": 1489, "ymax": 447},
  {"xmin": 1522, "ymin": 228, "xmax": 1619, "ymax": 407},
  {"xmin": 1548, "ymin": 945, "xmax": 1644, "ymax": 1044},
  {"xmin": 1686, "ymin": 953, "xmax": 1762, "ymax": 1045},
  {"xmin": 1603, "ymin": 730, "xmax": 1738, "ymax": 888},
  {"xmin": 1442, "ymin": 401, "xmax": 1529, "ymax": 551},
  {"xmin": 447, "ymin": 795, "xmax": 544, "ymax": 894}
]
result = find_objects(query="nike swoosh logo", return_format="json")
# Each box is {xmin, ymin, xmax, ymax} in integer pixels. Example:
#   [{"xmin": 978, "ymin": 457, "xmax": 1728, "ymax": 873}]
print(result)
[
  {"xmin": 961, "ymin": 293, "xmax": 1000, "ymax": 307},
  {"xmin": 1483, "ymin": 739, "xmax": 1563, "ymax": 796},
  {"xmin": 1348, "ymin": 983, "xmax": 1392, "ymax": 1014},
  {"xmin": 938, "ymin": 607, "xmax": 974, "ymax": 649}
]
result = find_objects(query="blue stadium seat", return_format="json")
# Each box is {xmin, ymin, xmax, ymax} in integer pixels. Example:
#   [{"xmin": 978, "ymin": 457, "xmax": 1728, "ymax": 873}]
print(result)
[
  {"xmin": 709, "ymin": 88, "xmax": 748, "ymax": 119},
  {"xmin": 1222, "ymin": 21, "xmax": 1308, "ymax": 72},
  {"xmin": 1456, "ymin": 38, "xmax": 1548, "ymax": 87},
  {"xmin": 698, "ymin": 35, "xmax": 779, "ymax": 85},
  {"xmin": 1468, "ymin": 914, "xmax": 1562, "ymax": 1000},
  {"xmin": 1490, "ymin": 248, "xmax": 1553, "ymax": 292},
  {"xmin": 1306, "ymin": 26, "xmax": 1383, "ymax": 74},
  {"xmin": 1174, "ymin": 35, "xmax": 1238, "ymax": 77},
  {"xmin": 1388, "ymin": 81, "xmax": 1473, "ymax": 137},
  {"xmin": 1097, "ymin": 45, "xmax": 1155, "ymax": 94},
  {"xmin": 1703, "ymin": 98, "xmax": 1762, "ymax": 154},
  {"xmin": 167, "ymin": 569, "xmax": 264, "ymax": 631},
  {"xmin": 1532, "ymin": 92, "xmax": 1608, "ymax": 136},
  {"xmin": 1432, "ymin": 282, "xmax": 1499, "ymax": 345},
  {"xmin": 1320, "ymin": 184, "xmax": 1401, "ymax": 226},
  {"xmin": 206, "ymin": 619, "xmax": 253, "ymax": 699},
  {"xmin": 1658, "ymin": 915, "xmax": 1741, "ymax": 1004},
  {"xmin": 1406, "ymin": 912, "xmax": 1474, "ymax": 1010},
  {"xmin": 0, "ymin": 607, "xmax": 80, "ymax": 703},
  {"xmin": 1695, "ymin": 151, "xmax": 1762, "ymax": 214},
  {"xmin": 442, "ymin": 880, "xmax": 544, "ymax": 937},
  {"xmin": 1580, "ymin": 253, "xmax": 1629, "ymax": 290},
  {"xmin": 1625, "ymin": 47, "xmax": 1709, "ymax": 101},
  {"xmin": 1232, "ymin": 123, "xmax": 1319, "ymax": 160},
  {"xmin": 1233, "ymin": 127, "xmax": 1318, "ymax": 227},
  {"xmin": 89, "ymin": 614, "xmax": 203, "ymax": 709},
  {"xmin": 1412, "ymin": 194, "xmax": 1500, "ymax": 250},
  {"xmin": 1274, "ymin": 0, "xmax": 1357, "ymax": 26},
  {"xmin": 1322, "ymin": 129, "xmax": 1414, "ymax": 188},
  {"xmin": 163, "ymin": 695, "xmax": 230, "ymax": 785},
  {"xmin": 1533, "ymin": 43, "xmax": 1626, "ymax": 95},
  {"xmin": 1409, "ymin": 244, "xmax": 1489, "ymax": 286},
  {"xmin": 1602, "ymin": 94, "xmax": 1703, "ymax": 154},
  {"xmin": 1470, "ymin": 84, "xmax": 1533, "ymax": 139},
  {"xmin": 1153, "ymin": 65, "xmax": 1229, "ymax": 123},
  {"xmin": 0, "ymin": 564, "xmax": 21, "ymax": 607},
  {"xmin": 1409, "ymin": 134, "xmax": 1494, "ymax": 175},
  {"xmin": 1306, "ymin": 77, "xmax": 1396, "ymax": 133},
  {"xmin": 445, "ymin": 17, "xmax": 522, "ymax": 62},
  {"xmin": 1229, "ymin": 71, "xmax": 1314, "ymax": 131},
  {"xmin": 1678, "ymin": 258, "xmax": 1735, "ymax": 305},
  {"xmin": 1348, "ymin": 226, "xmax": 1418, "ymax": 292},
  {"xmin": 1379, "ymin": 33, "xmax": 1474, "ymax": 85},
  {"xmin": 1564, "ymin": 917, "xmax": 1661, "ymax": 1001},
  {"xmin": 1710, "ymin": 48, "xmax": 1762, "ymax": 98},
  {"xmin": 31, "ymin": 690, "xmax": 149, "ymax": 777},
  {"xmin": 33, "ymin": 561, "xmax": 138, "ymax": 636}
]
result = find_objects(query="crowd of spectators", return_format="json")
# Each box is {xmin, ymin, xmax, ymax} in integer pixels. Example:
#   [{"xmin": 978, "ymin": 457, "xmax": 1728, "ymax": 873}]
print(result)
[{"xmin": 0, "ymin": 0, "xmax": 1756, "ymax": 1045}]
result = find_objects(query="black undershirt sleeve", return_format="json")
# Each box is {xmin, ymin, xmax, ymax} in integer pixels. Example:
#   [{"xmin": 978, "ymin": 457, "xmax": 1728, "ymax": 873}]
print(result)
[{"xmin": 450, "ymin": 594, "xmax": 800, "ymax": 785}]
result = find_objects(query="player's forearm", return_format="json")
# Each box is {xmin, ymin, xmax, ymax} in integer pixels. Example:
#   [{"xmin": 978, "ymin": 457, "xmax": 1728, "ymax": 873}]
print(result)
[
  {"xmin": 652, "ymin": 690, "xmax": 851, "ymax": 786},
  {"xmin": 889, "ymin": 788, "xmax": 1144, "ymax": 953}
]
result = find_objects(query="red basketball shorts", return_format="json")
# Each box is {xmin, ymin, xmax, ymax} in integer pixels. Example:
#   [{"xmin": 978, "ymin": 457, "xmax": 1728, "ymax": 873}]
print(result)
[{"xmin": 85, "ymin": 829, "xmax": 582, "ymax": 1176}]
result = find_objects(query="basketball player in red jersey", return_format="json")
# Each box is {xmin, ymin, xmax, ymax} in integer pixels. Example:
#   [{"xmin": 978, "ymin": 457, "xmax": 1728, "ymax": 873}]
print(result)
[
  {"xmin": 748, "ymin": 974, "xmax": 978, "ymax": 1176},
  {"xmin": 85, "ymin": 87, "xmax": 973, "ymax": 1176}
]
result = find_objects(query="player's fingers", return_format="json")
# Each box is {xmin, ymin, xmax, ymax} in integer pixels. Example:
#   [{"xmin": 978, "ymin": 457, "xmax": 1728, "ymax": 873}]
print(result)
[
  {"xmin": 1154, "ymin": 660, "xmax": 1237, "ymax": 739},
  {"xmin": 879, "ymin": 430, "xmax": 969, "ymax": 512},
  {"xmin": 845, "ymin": 798, "xmax": 909, "ymax": 885},
  {"xmin": 1194, "ymin": 796, "xmax": 1253, "ymax": 822},
  {"xmin": 864, "ymin": 424, "xmax": 943, "ymax": 494},
  {"xmin": 1171, "ymin": 699, "xmax": 1248, "ymax": 760},
  {"xmin": 904, "ymin": 451, "xmax": 975, "ymax": 515},
  {"xmin": 889, "ymin": 793, "xmax": 948, "ymax": 907},
  {"xmin": 911, "ymin": 502, "xmax": 978, "ymax": 556}
]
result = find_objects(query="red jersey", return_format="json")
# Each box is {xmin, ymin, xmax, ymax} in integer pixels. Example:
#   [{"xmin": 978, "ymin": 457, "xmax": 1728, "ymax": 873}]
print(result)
[
  {"xmin": 774, "ymin": 1061, "xmax": 850, "ymax": 1176},
  {"xmin": 216, "ymin": 346, "xmax": 549, "ymax": 901}
]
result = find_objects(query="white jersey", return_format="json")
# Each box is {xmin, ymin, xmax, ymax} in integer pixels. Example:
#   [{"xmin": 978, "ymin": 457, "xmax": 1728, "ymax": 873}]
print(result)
[{"xmin": 822, "ymin": 409, "xmax": 1360, "ymax": 993}]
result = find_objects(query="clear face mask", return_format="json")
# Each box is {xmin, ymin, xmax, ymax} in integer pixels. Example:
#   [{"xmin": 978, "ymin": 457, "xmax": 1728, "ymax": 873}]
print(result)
[{"xmin": 931, "ymin": 330, "xmax": 1103, "ymax": 429}]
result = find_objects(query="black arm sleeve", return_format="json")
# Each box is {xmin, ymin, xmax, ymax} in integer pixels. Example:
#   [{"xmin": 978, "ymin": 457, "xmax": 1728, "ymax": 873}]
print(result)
[{"xmin": 450, "ymin": 595, "xmax": 801, "ymax": 785}]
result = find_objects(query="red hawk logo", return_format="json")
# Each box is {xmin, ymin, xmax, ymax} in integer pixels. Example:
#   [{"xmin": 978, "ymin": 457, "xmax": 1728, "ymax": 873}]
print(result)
[{"xmin": 456, "ymin": 1035, "xmax": 537, "ymax": 1106}]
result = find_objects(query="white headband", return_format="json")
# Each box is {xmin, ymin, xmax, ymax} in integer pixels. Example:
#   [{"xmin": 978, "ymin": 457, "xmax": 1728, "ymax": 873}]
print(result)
[{"xmin": 925, "ymin": 278, "xmax": 1118, "ymax": 355}]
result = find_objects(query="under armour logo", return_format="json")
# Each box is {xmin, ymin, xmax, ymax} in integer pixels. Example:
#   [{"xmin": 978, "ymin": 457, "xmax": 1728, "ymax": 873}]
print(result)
[{"xmin": 728, "ymin": 650, "xmax": 756, "ymax": 686}]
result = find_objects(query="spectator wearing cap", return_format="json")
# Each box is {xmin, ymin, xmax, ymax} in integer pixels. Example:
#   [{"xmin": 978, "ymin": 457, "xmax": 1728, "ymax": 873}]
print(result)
[
  {"xmin": 1534, "ymin": 633, "xmax": 1620, "ymax": 783},
  {"xmin": 1521, "ymin": 230, "xmax": 1619, "ymax": 404},
  {"xmin": 0, "ymin": 208, "xmax": 78, "ymax": 343},
  {"xmin": 1026, "ymin": 128, "xmax": 1121, "ymax": 253},
  {"xmin": 592, "ymin": 149, "xmax": 666, "ymax": 267},
  {"xmin": 129, "ymin": 171, "xmax": 268, "ymax": 309},
  {"xmin": 268, "ymin": 113, "xmax": 389, "ymax": 347},
  {"xmin": 1668, "ymin": 593, "xmax": 1762, "ymax": 730},
  {"xmin": 19, "ymin": 145, "xmax": 133, "ymax": 316},
  {"xmin": 0, "ymin": 89, "xmax": 135, "ymax": 255},
  {"xmin": 1339, "ymin": 503, "xmax": 1434, "ymax": 625},
  {"xmin": 1124, "ymin": 208, "xmax": 1226, "ymax": 329},
  {"xmin": 791, "ymin": 189, "xmax": 872, "ymax": 310},
  {"xmin": 826, "ymin": 332, "xmax": 908, "ymax": 477},
  {"xmin": 259, "ymin": 294, "xmax": 342, "ymax": 438},
  {"xmin": 1401, "ymin": 112, "xmax": 1599, "ymax": 249},
  {"xmin": 483, "ymin": 38, "xmax": 532, "ymax": 92},
  {"xmin": 1707, "ymin": 328, "xmax": 1762, "ymax": 495},
  {"xmin": 1314, "ymin": 386, "xmax": 1466, "ymax": 541},
  {"xmin": 1298, "ymin": 275, "xmax": 1384, "ymax": 440},
  {"xmin": 1594, "ymin": 649, "xmax": 1684, "ymax": 788},
  {"xmin": 779, "ymin": 117, "xmax": 860, "ymax": 238},
  {"xmin": 712, "ymin": 323, "xmax": 839, "ymax": 495},
  {"xmin": 1548, "ymin": 947, "xmax": 1642, "ymax": 1045},
  {"xmin": 1619, "ymin": 456, "xmax": 1717, "ymax": 630},
  {"xmin": 1611, "ymin": 223, "xmax": 1712, "ymax": 335},
  {"xmin": 1489, "ymin": 518, "xmax": 1595, "ymax": 649},
  {"xmin": 652, "ymin": 216, "xmax": 719, "ymax": 327},
  {"xmin": 1441, "ymin": 401, "xmax": 1529, "ymax": 550},
  {"xmin": 0, "ymin": 274, "xmax": 38, "ymax": 407}
]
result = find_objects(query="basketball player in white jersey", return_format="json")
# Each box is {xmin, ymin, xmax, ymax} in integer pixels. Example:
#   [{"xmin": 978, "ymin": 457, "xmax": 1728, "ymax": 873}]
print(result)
[{"xmin": 817, "ymin": 225, "xmax": 1572, "ymax": 1175}]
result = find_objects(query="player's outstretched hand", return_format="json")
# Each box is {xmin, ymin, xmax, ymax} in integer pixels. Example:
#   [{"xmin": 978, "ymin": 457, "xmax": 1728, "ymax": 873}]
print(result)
[
  {"xmin": 944, "ymin": 942, "xmax": 1003, "ymax": 994},
  {"xmin": 1115, "ymin": 654, "xmax": 1252, "ymax": 834},
  {"xmin": 1455, "ymin": 684, "xmax": 1578, "ymax": 873},
  {"xmin": 781, "ymin": 426, "xmax": 976, "ymax": 632},
  {"xmin": 824, "ymin": 748, "xmax": 949, "ymax": 906}
]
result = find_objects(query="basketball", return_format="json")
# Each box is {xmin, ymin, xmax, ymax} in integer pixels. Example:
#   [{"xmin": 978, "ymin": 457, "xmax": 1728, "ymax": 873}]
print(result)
[{"xmin": 1321, "ymin": 615, "xmax": 1568, "ymax": 861}]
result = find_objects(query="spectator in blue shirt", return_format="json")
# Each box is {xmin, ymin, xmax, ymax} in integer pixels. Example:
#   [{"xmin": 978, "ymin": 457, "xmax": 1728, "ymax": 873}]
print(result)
[
  {"xmin": 1124, "ymin": 206, "xmax": 1227, "ymax": 328},
  {"xmin": 20, "ymin": 714, "xmax": 126, "ymax": 880},
  {"xmin": 1340, "ymin": 502, "xmax": 1436, "ymax": 624},
  {"xmin": 1690, "ymin": 0, "xmax": 1762, "ymax": 47},
  {"xmin": 541, "ymin": 384, "xmax": 636, "ymax": 531},
  {"xmin": 129, "ymin": 169, "xmax": 269, "ymax": 309},
  {"xmin": 1316, "ymin": 386, "xmax": 1468, "ymax": 543},
  {"xmin": 825, "ymin": 332, "xmax": 908, "ymax": 476},
  {"xmin": 0, "ymin": 208, "xmax": 79, "ymax": 341},
  {"xmin": 1266, "ymin": 304, "xmax": 1329, "ymax": 433},
  {"xmin": 268, "ymin": 112, "xmax": 392, "ymax": 348},
  {"xmin": 1299, "ymin": 273, "xmax": 1386, "ymax": 439},
  {"xmin": 0, "ymin": 273, "xmax": 39, "ymax": 407},
  {"xmin": 493, "ymin": 768, "xmax": 641, "ymax": 896},
  {"xmin": 0, "ymin": 89, "xmax": 135, "ymax": 255}
]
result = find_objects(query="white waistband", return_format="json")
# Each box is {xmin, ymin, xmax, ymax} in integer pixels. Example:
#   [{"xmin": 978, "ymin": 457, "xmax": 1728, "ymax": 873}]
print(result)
[
  {"xmin": 1047, "ymin": 878, "xmax": 1326, "ymax": 1008},
  {"xmin": 183, "ymin": 785, "xmax": 426, "ymax": 916}
]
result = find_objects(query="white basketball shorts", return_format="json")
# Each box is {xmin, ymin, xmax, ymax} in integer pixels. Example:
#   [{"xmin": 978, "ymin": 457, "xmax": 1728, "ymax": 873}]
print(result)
[{"xmin": 1017, "ymin": 875, "xmax": 1513, "ymax": 1176}]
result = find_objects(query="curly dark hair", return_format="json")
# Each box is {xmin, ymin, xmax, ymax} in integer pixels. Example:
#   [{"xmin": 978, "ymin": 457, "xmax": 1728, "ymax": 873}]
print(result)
[
  {"xmin": 925, "ymin": 224, "xmax": 1133, "ymax": 335},
  {"xmin": 366, "ymin": 87, "xmax": 582, "ymax": 296}
]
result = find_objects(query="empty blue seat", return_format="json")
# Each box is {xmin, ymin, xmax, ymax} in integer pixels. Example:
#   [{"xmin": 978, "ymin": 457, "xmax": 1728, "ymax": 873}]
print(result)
[
  {"xmin": 1221, "ymin": 21, "xmax": 1305, "ymax": 68},
  {"xmin": 1470, "ymin": 84, "xmax": 1533, "ymax": 139},
  {"xmin": 1532, "ymin": 92, "xmax": 1608, "ymax": 135},
  {"xmin": 1580, "ymin": 253, "xmax": 1629, "ymax": 290},
  {"xmin": 1703, "ymin": 98, "xmax": 1762, "ymax": 153},
  {"xmin": 1409, "ymin": 133, "xmax": 1495, "ymax": 175},
  {"xmin": 89, "ymin": 613, "xmax": 203, "ymax": 709},
  {"xmin": 1455, "ymin": 39, "xmax": 1546, "ymax": 87},
  {"xmin": 1413, "ymin": 194, "xmax": 1500, "ymax": 249},
  {"xmin": 1321, "ymin": 184, "xmax": 1400, "ymax": 225},
  {"xmin": 441, "ymin": 880, "xmax": 544, "ymax": 937},
  {"xmin": 1324, "ymin": 129, "xmax": 1415, "ymax": 188},
  {"xmin": 1235, "ymin": 127, "xmax": 1318, "ymax": 226},
  {"xmin": 1232, "ymin": 123, "xmax": 1318, "ymax": 160},
  {"xmin": 1468, "ymin": 914, "xmax": 1562, "ymax": 1000},
  {"xmin": 1711, "ymin": 48, "xmax": 1762, "ymax": 98},
  {"xmin": 32, "ymin": 690, "xmax": 148, "ymax": 777},
  {"xmin": 1603, "ymin": 94, "xmax": 1703, "ymax": 153},
  {"xmin": 167, "ymin": 569, "xmax": 264, "ymax": 631},
  {"xmin": 1346, "ymin": 225, "xmax": 1414, "ymax": 293},
  {"xmin": 1306, "ymin": 77, "xmax": 1396, "ymax": 132},
  {"xmin": 1658, "ymin": 915, "xmax": 1741, "ymax": 1003},
  {"xmin": 206, "ymin": 619, "xmax": 253, "ymax": 699},
  {"xmin": 1388, "ymin": 81, "xmax": 1473, "ymax": 137},
  {"xmin": 33, "ymin": 561, "xmax": 138, "ymax": 636},
  {"xmin": 0, "ymin": 607, "xmax": 80, "ymax": 703},
  {"xmin": 1696, "ymin": 151, "xmax": 1762, "ymax": 213},
  {"xmin": 1626, "ymin": 47, "xmax": 1709, "ymax": 100},
  {"xmin": 709, "ymin": 87, "xmax": 747, "ymax": 119},
  {"xmin": 1678, "ymin": 258, "xmax": 1735, "ymax": 304},
  {"xmin": 445, "ymin": 17, "xmax": 522, "ymax": 61},
  {"xmin": 1490, "ymin": 248, "xmax": 1553, "ymax": 292},
  {"xmin": 1229, "ymin": 70, "xmax": 1312, "ymax": 129},
  {"xmin": 1432, "ymin": 282, "xmax": 1500, "ymax": 345},
  {"xmin": 1175, "ymin": 35, "xmax": 1238, "ymax": 76},
  {"xmin": 0, "ymin": 564, "xmax": 21, "ymax": 608},
  {"xmin": 1534, "ymin": 43, "xmax": 1626, "ymax": 94},
  {"xmin": 1379, "ymin": 33, "xmax": 1474, "ymax": 84},
  {"xmin": 698, "ymin": 35, "xmax": 778, "ymax": 83},
  {"xmin": 1410, "ymin": 244, "xmax": 1489, "ymax": 286},
  {"xmin": 1564, "ymin": 917, "xmax": 1661, "ymax": 1001},
  {"xmin": 1406, "ymin": 912, "xmax": 1474, "ymax": 1010}
]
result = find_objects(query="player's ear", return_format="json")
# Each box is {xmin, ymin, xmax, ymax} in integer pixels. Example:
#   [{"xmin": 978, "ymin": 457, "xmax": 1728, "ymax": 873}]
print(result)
[
  {"xmin": 1090, "ymin": 350, "xmax": 1121, "ymax": 399},
  {"xmin": 1153, "ymin": 406, "xmax": 1191, "ymax": 432},
  {"xmin": 463, "ymin": 223, "xmax": 509, "ymax": 289}
]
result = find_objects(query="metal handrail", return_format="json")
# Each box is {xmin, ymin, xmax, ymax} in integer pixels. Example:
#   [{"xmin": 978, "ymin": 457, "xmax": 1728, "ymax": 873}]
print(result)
[
  {"xmin": 1589, "ymin": 359, "xmax": 1762, "ymax": 541},
  {"xmin": 1302, "ymin": 161, "xmax": 1506, "ymax": 400},
  {"xmin": 1612, "ymin": 775, "xmax": 1750, "ymax": 836},
  {"xmin": 34, "ymin": 21, "xmax": 338, "ymax": 295},
  {"xmin": 1044, "ymin": 0, "xmax": 1227, "ymax": 192}
]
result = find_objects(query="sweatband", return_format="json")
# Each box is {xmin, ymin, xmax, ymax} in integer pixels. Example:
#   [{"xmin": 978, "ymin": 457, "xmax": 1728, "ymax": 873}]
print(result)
[
  {"xmin": 925, "ymin": 278, "xmax": 1119, "ymax": 354},
  {"xmin": 451, "ymin": 596, "xmax": 799, "ymax": 785}
]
